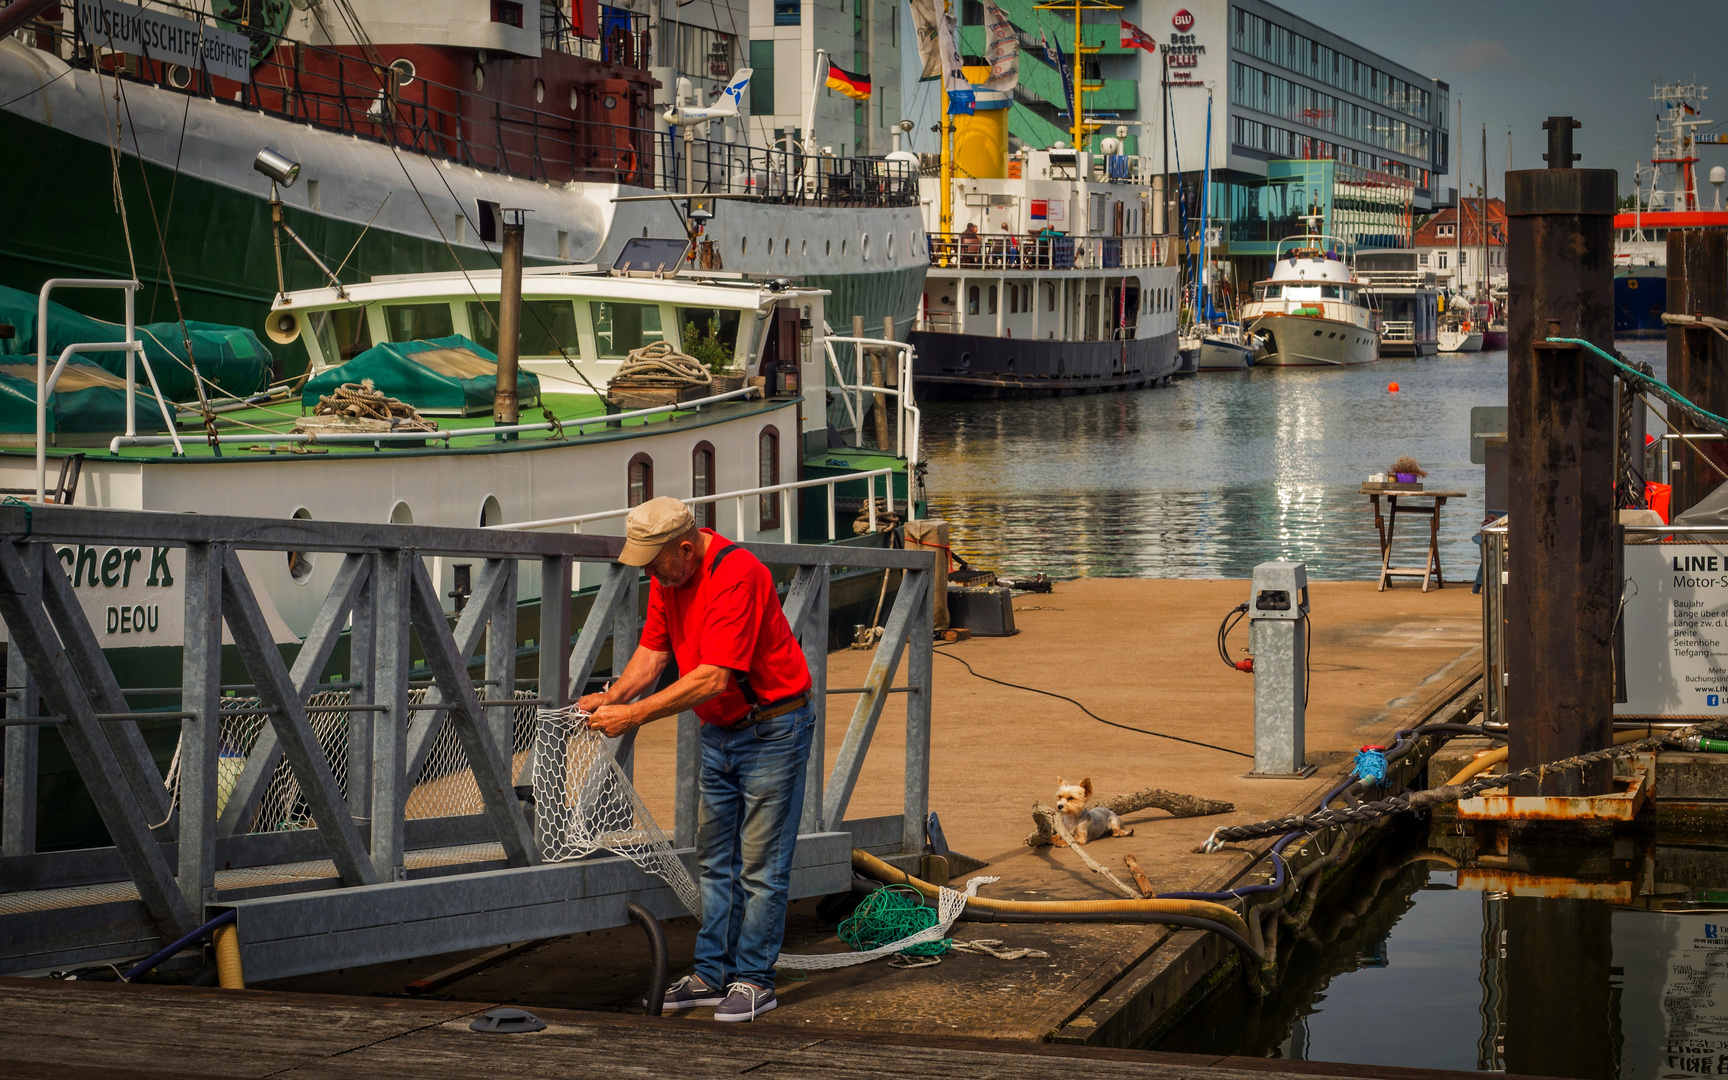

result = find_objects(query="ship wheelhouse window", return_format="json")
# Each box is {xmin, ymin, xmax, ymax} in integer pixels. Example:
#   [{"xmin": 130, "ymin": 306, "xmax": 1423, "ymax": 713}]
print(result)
[
  {"xmin": 384, "ymin": 303, "xmax": 454, "ymax": 343},
  {"xmin": 678, "ymin": 307, "xmax": 743, "ymax": 368},
  {"xmin": 468, "ymin": 300, "xmax": 581, "ymax": 357},
  {"xmin": 591, "ymin": 302, "xmax": 665, "ymax": 359},
  {"xmin": 1321, "ymin": 285, "xmax": 1341, "ymax": 298}
]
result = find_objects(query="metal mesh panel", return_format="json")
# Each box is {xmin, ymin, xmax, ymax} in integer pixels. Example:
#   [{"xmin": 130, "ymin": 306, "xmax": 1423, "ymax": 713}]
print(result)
[{"xmin": 164, "ymin": 688, "xmax": 540, "ymax": 832}]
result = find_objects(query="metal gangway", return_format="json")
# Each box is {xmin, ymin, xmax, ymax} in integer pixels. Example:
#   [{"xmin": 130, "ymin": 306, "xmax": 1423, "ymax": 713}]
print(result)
[{"xmin": 0, "ymin": 505, "xmax": 936, "ymax": 981}]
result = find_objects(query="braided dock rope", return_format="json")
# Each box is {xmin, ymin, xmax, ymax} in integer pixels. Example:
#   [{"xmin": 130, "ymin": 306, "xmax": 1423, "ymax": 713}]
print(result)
[
  {"xmin": 1202, "ymin": 717, "xmax": 1728, "ymax": 851},
  {"xmin": 613, "ymin": 342, "xmax": 712, "ymax": 388}
]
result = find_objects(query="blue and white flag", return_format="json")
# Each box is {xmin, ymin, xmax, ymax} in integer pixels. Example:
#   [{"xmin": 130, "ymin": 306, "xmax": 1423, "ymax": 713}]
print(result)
[
  {"xmin": 1040, "ymin": 30, "xmax": 1074, "ymax": 124},
  {"xmin": 938, "ymin": 5, "xmax": 973, "ymax": 113}
]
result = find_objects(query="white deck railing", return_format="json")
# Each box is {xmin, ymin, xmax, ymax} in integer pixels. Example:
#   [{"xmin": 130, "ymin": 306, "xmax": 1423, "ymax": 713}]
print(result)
[
  {"xmin": 491, "ymin": 467, "xmax": 905, "ymax": 544},
  {"xmin": 823, "ymin": 337, "xmax": 922, "ymax": 465}
]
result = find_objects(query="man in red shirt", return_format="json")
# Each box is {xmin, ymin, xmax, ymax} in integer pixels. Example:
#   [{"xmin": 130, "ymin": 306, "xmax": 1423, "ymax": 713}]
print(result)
[{"xmin": 582, "ymin": 497, "xmax": 813, "ymax": 1022}]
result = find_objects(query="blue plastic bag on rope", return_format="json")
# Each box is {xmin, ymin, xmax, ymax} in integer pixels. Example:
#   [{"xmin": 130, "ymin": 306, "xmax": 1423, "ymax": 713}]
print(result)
[
  {"xmin": 0, "ymin": 285, "xmax": 272, "ymax": 404},
  {"xmin": 1354, "ymin": 746, "xmax": 1389, "ymax": 785}
]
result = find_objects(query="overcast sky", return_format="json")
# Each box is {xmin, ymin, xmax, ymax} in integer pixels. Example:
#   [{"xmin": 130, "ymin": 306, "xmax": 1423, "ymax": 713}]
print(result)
[{"xmin": 1274, "ymin": 0, "xmax": 1727, "ymax": 200}]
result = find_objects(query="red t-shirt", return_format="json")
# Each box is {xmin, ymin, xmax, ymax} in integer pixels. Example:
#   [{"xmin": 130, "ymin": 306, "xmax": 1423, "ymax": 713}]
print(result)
[{"xmin": 640, "ymin": 530, "xmax": 812, "ymax": 726}]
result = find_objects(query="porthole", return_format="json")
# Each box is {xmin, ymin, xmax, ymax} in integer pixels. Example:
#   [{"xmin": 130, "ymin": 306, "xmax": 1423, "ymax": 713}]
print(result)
[
  {"xmin": 784, "ymin": 238, "xmax": 790, "ymax": 255},
  {"xmin": 535, "ymin": 79, "xmax": 545, "ymax": 103},
  {"xmin": 166, "ymin": 64, "xmax": 192, "ymax": 89},
  {"xmin": 473, "ymin": 66, "xmax": 485, "ymax": 91},
  {"xmin": 802, "ymin": 240, "xmax": 808, "ymax": 256},
  {"xmin": 390, "ymin": 58, "xmax": 417, "ymax": 86},
  {"xmin": 391, "ymin": 501, "xmax": 414, "ymax": 525},
  {"xmin": 603, "ymin": 94, "xmax": 618, "ymax": 109},
  {"xmin": 287, "ymin": 507, "xmax": 315, "ymax": 584},
  {"xmin": 826, "ymin": 239, "xmax": 832, "ymax": 256},
  {"xmin": 741, "ymin": 235, "xmax": 748, "ymax": 256},
  {"xmin": 841, "ymin": 238, "xmax": 848, "ymax": 255},
  {"xmin": 570, "ymin": 87, "xmax": 580, "ymax": 111}
]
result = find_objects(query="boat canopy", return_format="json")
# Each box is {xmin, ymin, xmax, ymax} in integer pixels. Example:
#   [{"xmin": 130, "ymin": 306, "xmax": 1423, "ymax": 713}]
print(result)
[
  {"xmin": 0, "ymin": 359, "xmax": 165, "ymax": 436},
  {"xmin": 0, "ymin": 286, "xmax": 271, "ymax": 403},
  {"xmin": 301, "ymin": 336, "xmax": 541, "ymax": 417}
]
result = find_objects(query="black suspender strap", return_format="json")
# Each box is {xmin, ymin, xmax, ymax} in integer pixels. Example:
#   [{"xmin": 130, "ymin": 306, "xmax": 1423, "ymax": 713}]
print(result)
[{"xmin": 705, "ymin": 543, "xmax": 761, "ymax": 708}]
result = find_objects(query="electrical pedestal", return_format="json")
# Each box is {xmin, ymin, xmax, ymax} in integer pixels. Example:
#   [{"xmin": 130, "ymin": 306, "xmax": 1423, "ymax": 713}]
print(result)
[{"xmin": 1247, "ymin": 561, "xmax": 1315, "ymax": 779}]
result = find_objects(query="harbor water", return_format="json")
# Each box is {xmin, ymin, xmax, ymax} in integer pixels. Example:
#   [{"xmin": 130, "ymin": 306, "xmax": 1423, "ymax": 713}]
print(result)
[
  {"xmin": 1150, "ymin": 824, "xmax": 1728, "ymax": 1080},
  {"xmin": 922, "ymin": 342, "xmax": 1666, "ymax": 581}
]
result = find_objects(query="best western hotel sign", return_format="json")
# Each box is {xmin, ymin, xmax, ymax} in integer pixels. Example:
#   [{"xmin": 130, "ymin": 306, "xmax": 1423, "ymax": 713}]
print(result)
[{"xmin": 1161, "ymin": 7, "xmax": 1206, "ymax": 85}]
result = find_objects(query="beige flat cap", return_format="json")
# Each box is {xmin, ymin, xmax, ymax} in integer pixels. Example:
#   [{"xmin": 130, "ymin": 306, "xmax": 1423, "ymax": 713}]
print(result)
[{"xmin": 618, "ymin": 496, "xmax": 696, "ymax": 566}]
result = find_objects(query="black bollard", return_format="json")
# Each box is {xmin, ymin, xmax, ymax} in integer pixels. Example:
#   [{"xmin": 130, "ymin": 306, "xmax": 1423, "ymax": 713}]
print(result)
[
  {"xmin": 1504, "ymin": 117, "xmax": 1618, "ymax": 797},
  {"xmin": 1667, "ymin": 229, "xmax": 1728, "ymax": 517}
]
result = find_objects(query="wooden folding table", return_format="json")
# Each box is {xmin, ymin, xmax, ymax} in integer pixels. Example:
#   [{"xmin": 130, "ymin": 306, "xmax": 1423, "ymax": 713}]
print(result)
[{"xmin": 1362, "ymin": 487, "xmax": 1467, "ymax": 592}]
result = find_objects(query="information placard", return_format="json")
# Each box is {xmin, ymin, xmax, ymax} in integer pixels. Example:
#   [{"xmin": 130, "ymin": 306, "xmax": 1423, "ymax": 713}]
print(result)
[
  {"xmin": 75, "ymin": 0, "xmax": 251, "ymax": 84},
  {"xmin": 1619, "ymin": 543, "xmax": 1728, "ymax": 716}
]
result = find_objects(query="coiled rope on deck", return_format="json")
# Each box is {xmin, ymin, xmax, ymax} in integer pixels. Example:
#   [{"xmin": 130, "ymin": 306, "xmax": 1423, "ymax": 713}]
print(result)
[
  {"xmin": 613, "ymin": 341, "xmax": 712, "ymax": 388},
  {"xmin": 311, "ymin": 378, "xmax": 436, "ymax": 431},
  {"xmin": 1201, "ymin": 716, "xmax": 1728, "ymax": 851}
]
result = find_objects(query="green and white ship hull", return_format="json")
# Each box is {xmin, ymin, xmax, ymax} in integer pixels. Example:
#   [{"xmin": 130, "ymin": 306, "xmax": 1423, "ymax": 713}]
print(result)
[{"xmin": 0, "ymin": 40, "xmax": 926, "ymax": 367}]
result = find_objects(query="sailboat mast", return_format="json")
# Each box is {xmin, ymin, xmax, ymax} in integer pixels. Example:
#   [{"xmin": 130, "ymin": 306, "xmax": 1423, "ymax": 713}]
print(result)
[
  {"xmin": 1453, "ymin": 97, "xmax": 1462, "ymax": 300},
  {"xmin": 1480, "ymin": 123, "xmax": 1488, "ymax": 303}
]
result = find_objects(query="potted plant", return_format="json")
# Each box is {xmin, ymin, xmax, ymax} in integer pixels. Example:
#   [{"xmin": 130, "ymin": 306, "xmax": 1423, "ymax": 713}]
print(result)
[
  {"xmin": 683, "ymin": 318, "xmax": 744, "ymax": 393},
  {"xmin": 1389, "ymin": 456, "xmax": 1428, "ymax": 486}
]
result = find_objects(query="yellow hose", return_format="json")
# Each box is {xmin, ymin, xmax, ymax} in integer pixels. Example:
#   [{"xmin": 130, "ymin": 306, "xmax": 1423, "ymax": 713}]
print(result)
[
  {"xmin": 850, "ymin": 848, "xmax": 1252, "ymax": 940},
  {"xmin": 213, "ymin": 924, "xmax": 245, "ymax": 990},
  {"xmin": 1444, "ymin": 729, "xmax": 1652, "ymax": 786}
]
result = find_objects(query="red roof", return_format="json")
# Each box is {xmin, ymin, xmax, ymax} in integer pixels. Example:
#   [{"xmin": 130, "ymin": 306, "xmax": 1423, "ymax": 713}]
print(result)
[{"xmin": 1415, "ymin": 198, "xmax": 1506, "ymax": 248}]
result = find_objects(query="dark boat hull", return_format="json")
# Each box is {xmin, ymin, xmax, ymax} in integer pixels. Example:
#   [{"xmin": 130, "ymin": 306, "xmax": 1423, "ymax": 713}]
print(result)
[
  {"xmin": 906, "ymin": 329, "xmax": 1179, "ymax": 399},
  {"xmin": 1616, "ymin": 267, "xmax": 1668, "ymax": 338}
]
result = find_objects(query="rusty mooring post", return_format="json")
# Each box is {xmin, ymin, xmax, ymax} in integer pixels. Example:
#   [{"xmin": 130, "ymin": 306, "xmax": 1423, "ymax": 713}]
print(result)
[
  {"xmin": 1667, "ymin": 228, "xmax": 1728, "ymax": 516},
  {"xmin": 1504, "ymin": 117, "xmax": 1618, "ymax": 797}
]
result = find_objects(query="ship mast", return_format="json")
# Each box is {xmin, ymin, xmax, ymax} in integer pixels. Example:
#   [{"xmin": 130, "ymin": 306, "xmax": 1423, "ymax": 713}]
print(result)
[
  {"xmin": 939, "ymin": 0, "xmax": 954, "ymax": 235},
  {"xmin": 1035, "ymin": 0, "xmax": 1118, "ymax": 153}
]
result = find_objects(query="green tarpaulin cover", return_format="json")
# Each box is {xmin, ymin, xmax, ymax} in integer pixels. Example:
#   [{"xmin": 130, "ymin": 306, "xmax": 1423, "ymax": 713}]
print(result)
[
  {"xmin": 0, "ymin": 285, "xmax": 271, "ymax": 403},
  {"xmin": 0, "ymin": 359, "xmax": 165, "ymax": 435},
  {"xmin": 300, "ymin": 336, "xmax": 541, "ymax": 416}
]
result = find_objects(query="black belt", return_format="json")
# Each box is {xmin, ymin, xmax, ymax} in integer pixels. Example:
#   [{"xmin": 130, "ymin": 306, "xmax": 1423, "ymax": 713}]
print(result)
[{"xmin": 724, "ymin": 689, "xmax": 811, "ymax": 730}]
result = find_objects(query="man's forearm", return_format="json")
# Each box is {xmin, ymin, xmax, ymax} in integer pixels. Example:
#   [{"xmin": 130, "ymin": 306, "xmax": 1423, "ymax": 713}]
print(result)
[
  {"xmin": 600, "ymin": 647, "xmax": 670, "ymax": 705},
  {"xmin": 631, "ymin": 664, "xmax": 732, "ymax": 724}
]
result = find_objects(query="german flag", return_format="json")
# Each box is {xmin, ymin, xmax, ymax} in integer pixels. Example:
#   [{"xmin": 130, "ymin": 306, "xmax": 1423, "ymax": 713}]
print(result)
[{"xmin": 825, "ymin": 64, "xmax": 872, "ymax": 100}]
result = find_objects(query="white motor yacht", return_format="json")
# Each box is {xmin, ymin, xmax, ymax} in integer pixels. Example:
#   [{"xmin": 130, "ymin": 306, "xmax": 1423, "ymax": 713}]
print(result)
[{"xmin": 1239, "ymin": 234, "xmax": 1378, "ymax": 366}]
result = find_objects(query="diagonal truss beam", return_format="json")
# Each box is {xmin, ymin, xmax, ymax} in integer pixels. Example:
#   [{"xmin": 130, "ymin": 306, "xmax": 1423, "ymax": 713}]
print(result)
[
  {"xmin": 567, "ymin": 563, "xmax": 637, "ymax": 701},
  {"xmin": 220, "ymin": 549, "xmax": 378, "ymax": 887},
  {"xmin": 37, "ymin": 540, "xmax": 175, "ymax": 832},
  {"xmin": 403, "ymin": 558, "xmax": 514, "ymax": 785},
  {"xmin": 406, "ymin": 560, "xmax": 535, "ymax": 866},
  {"xmin": 0, "ymin": 539, "xmax": 193, "ymax": 936},
  {"xmin": 823, "ymin": 569, "xmax": 929, "ymax": 829},
  {"xmin": 217, "ymin": 553, "xmax": 372, "ymax": 837}
]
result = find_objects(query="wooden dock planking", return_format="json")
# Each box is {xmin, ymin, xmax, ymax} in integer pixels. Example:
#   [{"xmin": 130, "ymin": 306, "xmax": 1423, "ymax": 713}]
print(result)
[{"xmin": 0, "ymin": 978, "xmax": 1557, "ymax": 1080}]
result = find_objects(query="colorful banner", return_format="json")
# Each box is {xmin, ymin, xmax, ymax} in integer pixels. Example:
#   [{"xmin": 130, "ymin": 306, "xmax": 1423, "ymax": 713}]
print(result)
[
  {"xmin": 1040, "ymin": 30, "xmax": 1074, "ymax": 126},
  {"xmin": 1119, "ymin": 17, "xmax": 1158, "ymax": 54},
  {"xmin": 981, "ymin": 0, "xmax": 1018, "ymax": 95},
  {"xmin": 825, "ymin": 63, "xmax": 872, "ymax": 100},
  {"xmin": 938, "ymin": 6, "xmax": 973, "ymax": 114},
  {"xmin": 908, "ymin": 0, "xmax": 941, "ymax": 79}
]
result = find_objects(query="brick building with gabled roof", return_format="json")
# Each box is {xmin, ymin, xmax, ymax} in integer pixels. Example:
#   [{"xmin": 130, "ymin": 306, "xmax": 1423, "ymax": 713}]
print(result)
[{"xmin": 1414, "ymin": 196, "xmax": 1506, "ymax": 296}]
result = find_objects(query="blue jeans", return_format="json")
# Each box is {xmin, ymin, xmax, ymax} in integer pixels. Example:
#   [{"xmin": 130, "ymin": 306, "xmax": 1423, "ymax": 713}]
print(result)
[{"xmin": 692, "ymin": 701, "xmax": 815, "ymax": 989}]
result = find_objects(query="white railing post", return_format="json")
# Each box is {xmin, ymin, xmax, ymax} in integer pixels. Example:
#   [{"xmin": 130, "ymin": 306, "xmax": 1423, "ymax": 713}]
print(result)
[
  {"xmin": 781, "ymin": 489, "xmax": 793, "ymax": 544},
  {"xmin": 867, "ymin": 475, "xmax": 877, "ymax": 533},
  {"xmin": 827, "ymin": 483, "xmax": 836, "ymax": 540},
  {"xmin": 735, "ymin": 496, "xmax": 747, "ymax": 539}
]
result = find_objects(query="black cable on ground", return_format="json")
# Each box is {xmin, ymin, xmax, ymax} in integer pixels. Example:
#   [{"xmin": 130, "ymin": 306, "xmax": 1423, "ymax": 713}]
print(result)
[
  {"xmin": 626, "ymin": 902, "xmax": 668, "ymax": 1017},
  {"xmin": 1217, "ymin": 603, "xmax": 1250, "ymax": 672},
  {"xmin": 934, "ymin": 647, "xmax": 1253, "ymax": 758}
]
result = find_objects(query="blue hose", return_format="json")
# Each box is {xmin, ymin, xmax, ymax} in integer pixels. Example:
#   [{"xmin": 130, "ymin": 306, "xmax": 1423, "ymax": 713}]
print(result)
[{"xmin": 122, "ymin": 909, "xmax": 235, "ymax": 982}]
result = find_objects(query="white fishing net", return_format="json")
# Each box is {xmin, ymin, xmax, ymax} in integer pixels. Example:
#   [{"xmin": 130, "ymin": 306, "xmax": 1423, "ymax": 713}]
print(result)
[
  {"xmin": 531, "ymin": 706, "xmax": 703, "ymax": 921},
  {"xmin": 530, "ymin": 706, "xmax": 998, "ymax": 971}
]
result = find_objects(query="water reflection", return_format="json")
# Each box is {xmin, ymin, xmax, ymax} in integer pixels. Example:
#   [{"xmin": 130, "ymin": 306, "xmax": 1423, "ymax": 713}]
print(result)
[
  {"xmin": 1150, "ymin": 824, "xmax": 1728, "ymax": 1080},
  {"xmin": 921, "ymin": 342, "xmax": 1667, "ymax": 580}
]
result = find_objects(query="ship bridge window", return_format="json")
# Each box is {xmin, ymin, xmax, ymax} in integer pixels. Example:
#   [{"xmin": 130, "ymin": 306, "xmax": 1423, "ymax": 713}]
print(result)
[
  {"xmin": 677, "ymin": 307, "xmax": 744, "ymax": 367},
  {"xmin": 591, "ymin": 302, "xmax": 665, "ymax": 359},
  {"xmin": 311, "ymin": 308, "xmax": 373, "ymax": 365},
  {"xmin": 468, "ymin": 300, "xmax": 581, "ymax": 357},
  {"xmin": 384, "ymin": 303, "xmax": 455, "ymax": 343},
  {"xmin": 1321, "ymin": 284, "xmax": 1341, "ymax": 298}
]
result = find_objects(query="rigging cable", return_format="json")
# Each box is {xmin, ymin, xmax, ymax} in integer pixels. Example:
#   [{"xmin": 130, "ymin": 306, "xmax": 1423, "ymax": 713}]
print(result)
[{"xmin": 933, "ymin": 645, "xmax": 1252, "ymax": 758}]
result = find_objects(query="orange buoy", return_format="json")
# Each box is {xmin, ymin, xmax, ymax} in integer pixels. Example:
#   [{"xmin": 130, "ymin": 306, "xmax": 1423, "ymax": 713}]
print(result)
[{"xmin": 1388, "ymin": 382, "xmax": 1400, "ymax": 393}]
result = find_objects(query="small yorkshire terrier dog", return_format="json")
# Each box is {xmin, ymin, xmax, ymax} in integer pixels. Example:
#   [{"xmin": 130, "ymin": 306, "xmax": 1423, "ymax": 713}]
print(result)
[{"xmin": 1053, "ymin": 777, "xmax": 1133, "ymax": 845}]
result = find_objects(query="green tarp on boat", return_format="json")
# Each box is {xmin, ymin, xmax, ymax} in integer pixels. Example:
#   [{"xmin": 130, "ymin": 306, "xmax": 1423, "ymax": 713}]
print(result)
[
  {"xmin": 300, "ymin": 336, "xmax": 540, "ymax": 416},
  {"xmin": 0, "ymin": 359, "xmax": 165, "ymax": 435},
  {"xmin": 0, "ymin": 285, "xmax": 272, "ymax": 403}
]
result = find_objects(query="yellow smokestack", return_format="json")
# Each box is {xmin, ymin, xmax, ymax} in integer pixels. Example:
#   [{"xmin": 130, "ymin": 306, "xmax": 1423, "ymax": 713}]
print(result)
[{"xmin": 954, "ymin": 65, "xmax": 1007, "ymax": 180}]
